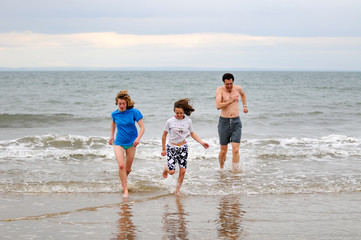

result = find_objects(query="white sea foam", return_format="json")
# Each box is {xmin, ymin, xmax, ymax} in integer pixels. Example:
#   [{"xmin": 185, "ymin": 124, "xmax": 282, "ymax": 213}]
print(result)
[{"xmin": 1, "ymin": 133, "xmax": 360, "ymax": 194}]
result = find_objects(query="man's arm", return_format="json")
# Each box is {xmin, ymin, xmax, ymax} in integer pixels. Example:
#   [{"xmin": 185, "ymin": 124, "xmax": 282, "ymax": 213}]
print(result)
[
  {"xmin": 216, "ymin": 87, "xmax": 237, "ymax": 110},
  {"xmin": 238, "ymin": 86, "xmax": 248, "ymax": 113}
]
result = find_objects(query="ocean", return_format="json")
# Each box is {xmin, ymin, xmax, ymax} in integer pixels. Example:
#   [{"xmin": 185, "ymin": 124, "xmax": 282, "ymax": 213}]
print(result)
[{"xmin": 1, "ymin": 71, "xmax": 361, "ymax": 239}]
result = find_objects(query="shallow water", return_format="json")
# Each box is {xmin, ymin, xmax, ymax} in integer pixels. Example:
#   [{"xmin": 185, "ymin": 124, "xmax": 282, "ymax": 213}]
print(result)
[{"xmin": 1, "ymin": 71, "xmax": 361, "ymax": 196}]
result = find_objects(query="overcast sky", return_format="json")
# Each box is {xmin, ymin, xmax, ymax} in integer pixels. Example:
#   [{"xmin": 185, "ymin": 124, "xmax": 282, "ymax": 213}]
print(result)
[{"xmin": 1, "ymin": 0, "xmax": 361, "ymax": 70}]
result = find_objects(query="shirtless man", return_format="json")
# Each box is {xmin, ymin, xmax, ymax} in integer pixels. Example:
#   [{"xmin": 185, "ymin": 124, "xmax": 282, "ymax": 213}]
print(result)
[{"xmin": 216, "ymin": 73, "xmax": 248, "ymax": 170}]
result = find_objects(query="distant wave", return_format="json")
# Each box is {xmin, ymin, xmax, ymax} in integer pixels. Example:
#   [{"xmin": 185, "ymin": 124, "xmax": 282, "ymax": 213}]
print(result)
[
  {"xmin": 0, "ymin": 134, "xmax": 111, "ymax": 159},
  {"xmin": 0, "ymin": 113, "xmax": 108, "ymax": 128},
  {"xmin": 0, "ymin": 113, "xmax": 74, "ymax": 128}
]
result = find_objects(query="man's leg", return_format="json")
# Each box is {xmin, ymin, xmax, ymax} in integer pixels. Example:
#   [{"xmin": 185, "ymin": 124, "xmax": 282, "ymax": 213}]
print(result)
[
  {"xmin": 219, "ymin": 145, "xmax": 228, "ymax": 169},
  {"xmin": 231, "ymin": 142, "xmax": 240, "ymax": 170}
]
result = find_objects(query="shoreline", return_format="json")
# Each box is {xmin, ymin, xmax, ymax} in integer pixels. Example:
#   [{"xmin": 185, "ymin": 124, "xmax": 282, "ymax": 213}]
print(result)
[{"xmin": 1, "ymin": 191, "xmax": 361, "ymax": 239}]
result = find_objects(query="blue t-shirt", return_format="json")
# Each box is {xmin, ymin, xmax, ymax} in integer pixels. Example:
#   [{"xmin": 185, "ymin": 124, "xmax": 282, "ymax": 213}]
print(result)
[{"xmin": 111, "ymin": 108, "xmax": 143, "ymax": 145}]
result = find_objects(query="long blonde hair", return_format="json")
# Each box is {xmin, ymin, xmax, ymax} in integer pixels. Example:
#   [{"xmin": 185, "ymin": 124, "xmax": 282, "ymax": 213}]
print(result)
[{"xmin": 115, "ymin": 90, "xmax": 134, "ymax": 109}]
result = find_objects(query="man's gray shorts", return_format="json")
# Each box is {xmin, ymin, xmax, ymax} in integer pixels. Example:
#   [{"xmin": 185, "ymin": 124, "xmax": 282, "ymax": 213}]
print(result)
[{"xmin": 218, "ymin": 116, "xmax": 242, "ymax": 145}]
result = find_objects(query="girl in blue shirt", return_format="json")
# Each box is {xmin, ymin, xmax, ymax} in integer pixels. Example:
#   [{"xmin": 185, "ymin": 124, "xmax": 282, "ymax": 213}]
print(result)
[{"xmin": 109, "ymin": 90, "xmax": 145, "ymax": 198}]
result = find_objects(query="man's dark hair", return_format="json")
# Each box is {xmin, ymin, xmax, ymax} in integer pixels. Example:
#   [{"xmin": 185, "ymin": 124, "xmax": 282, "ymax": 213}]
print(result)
[{"xmin": 222, "ymin": 73, "xmax": 234, "ymax": 82}]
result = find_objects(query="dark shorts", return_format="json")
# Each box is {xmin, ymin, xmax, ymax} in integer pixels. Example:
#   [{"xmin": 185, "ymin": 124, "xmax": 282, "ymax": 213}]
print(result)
[
  {"xmin": 218, "ymin": 116, "xmax": 242, "ymax": 145},
  {"xmin": 166, "ymin": 143, "xmax": 188, "ymax": 170}
]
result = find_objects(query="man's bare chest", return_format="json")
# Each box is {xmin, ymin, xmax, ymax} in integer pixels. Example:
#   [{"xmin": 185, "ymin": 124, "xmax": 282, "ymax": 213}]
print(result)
[{"xmin": 221, "ymin": 89, "xmax": 238, "ymax": 101}]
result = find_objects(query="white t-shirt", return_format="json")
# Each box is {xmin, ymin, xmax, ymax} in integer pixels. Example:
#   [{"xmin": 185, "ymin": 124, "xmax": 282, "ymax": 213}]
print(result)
[{"xmin": 164, "ymin": 116, "xmax": 193, "ymax": 143}]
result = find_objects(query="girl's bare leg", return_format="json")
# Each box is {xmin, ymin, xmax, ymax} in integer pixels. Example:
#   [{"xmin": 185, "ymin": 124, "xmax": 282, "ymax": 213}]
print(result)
[
  {"xmin": 125, "ymin": 147, "xmax": 136, "ymax": 176},
  {"xmin": 163, "ymin": 164, "xmax": 169, "ymax": 178},
  {"xmin": 176, "ymin": 168, "xmax": 186, "ymax": 196},
  {"xmin": 114, "ymin": 145, "xmax": 128, "ymax": 197}
]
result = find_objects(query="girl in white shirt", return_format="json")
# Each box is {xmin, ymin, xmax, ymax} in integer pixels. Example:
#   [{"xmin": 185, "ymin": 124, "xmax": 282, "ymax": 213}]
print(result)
[{"xmin": 161, "ymin": 98, "xmax": 209, "ymax": 196}]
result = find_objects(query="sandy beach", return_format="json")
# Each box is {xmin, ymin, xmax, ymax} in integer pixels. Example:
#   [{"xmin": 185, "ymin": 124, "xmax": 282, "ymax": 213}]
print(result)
[{"xmin": 1, "ymin": 191, "xmax": 361, "ymax": 239}]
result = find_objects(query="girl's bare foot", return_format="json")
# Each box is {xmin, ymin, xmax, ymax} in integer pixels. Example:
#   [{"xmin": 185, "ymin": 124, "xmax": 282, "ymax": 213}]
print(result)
[{"xmin": 163, "ymin": 164, "xmax": 168, "ymax": 178}]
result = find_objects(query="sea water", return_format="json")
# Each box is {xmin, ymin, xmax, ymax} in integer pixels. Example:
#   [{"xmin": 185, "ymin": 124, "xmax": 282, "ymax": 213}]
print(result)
[{"xmin": 1, "ymin": 71, "xmax": 360, "ymax": 195}]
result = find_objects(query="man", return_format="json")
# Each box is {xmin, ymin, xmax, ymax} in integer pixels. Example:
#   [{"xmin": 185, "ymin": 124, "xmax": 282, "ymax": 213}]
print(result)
[{"xmin": 216, "ymin": 73, "xmax": 248, "ymax": 170}]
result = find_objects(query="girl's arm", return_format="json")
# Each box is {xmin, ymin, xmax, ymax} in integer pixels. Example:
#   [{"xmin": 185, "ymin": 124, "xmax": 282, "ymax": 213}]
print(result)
[
  {"xmin": 109, "ymin": 121, "xmax": 116, "ymax": 145},
  {"xmin": 190, "ymin": 132, "xmax": 209, "ymax": 149},
  {"xmin": 161, "ymin": 131, "xmax": 168, "ymax": 156},
  {"xmin": 134, "ymin": 119, "xmax": 145, "ymax": 147}
]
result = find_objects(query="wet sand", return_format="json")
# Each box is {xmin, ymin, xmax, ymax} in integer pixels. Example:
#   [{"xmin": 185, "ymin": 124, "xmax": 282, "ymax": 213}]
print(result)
[{"xmin": 1, "ymin": 191, "xmax": 361, "ymax": 239}]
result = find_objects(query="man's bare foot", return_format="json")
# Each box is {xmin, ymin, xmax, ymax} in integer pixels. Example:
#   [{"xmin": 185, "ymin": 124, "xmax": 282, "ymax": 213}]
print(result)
[
  {"xmin": 176, "ymin": 191, "xmax": 182, "ymax": 197},
  {"xmin": 232, "ymin": 163, "xmax": 239, "ymax": 173},
  {"xmin": 163, "ymin": 164, "xmax": 168, "ymax": 178},
  {"xmin": 123, "ymin": 189, "xmax": 129, "ymax": 198},
  {"xmin": 219, "ymin": 158, "xmax": 226, "ymax": 169}
]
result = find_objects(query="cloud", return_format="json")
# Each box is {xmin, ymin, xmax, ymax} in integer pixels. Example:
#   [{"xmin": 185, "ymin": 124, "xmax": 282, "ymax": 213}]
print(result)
[
  {"xmin": 3, "ymin": 31, "xmax": 360, "ymax": 49},
  {"xmin": 1, "ymin": 1, "xmax": 360, "ymax": 70},
  {"xmin": 1, "ymin": 0, "xmax": 361, "ymax": 37},
  {"xmin": 1, "ymin": 31, "xmax": 361, "ymax": 70}
]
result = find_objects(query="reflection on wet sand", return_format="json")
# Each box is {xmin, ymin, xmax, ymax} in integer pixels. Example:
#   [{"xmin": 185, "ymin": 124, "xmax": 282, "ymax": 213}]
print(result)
[
  {"xmin": 162, "ymin": 196, "xmax": 189, "ymax": 240},
  {"xmin": 113, "ymin": 200, "xmax": 136, "ymax": 240},
  {"xmin": 216, "ymin": 195, "xmax": 246, "ymax": 239}
]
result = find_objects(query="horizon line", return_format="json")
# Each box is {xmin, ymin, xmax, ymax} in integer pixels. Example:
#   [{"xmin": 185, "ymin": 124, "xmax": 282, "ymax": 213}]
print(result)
[{"xmin": 1, "ymin": 66, "xmax": 360, "ymax": 72}]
